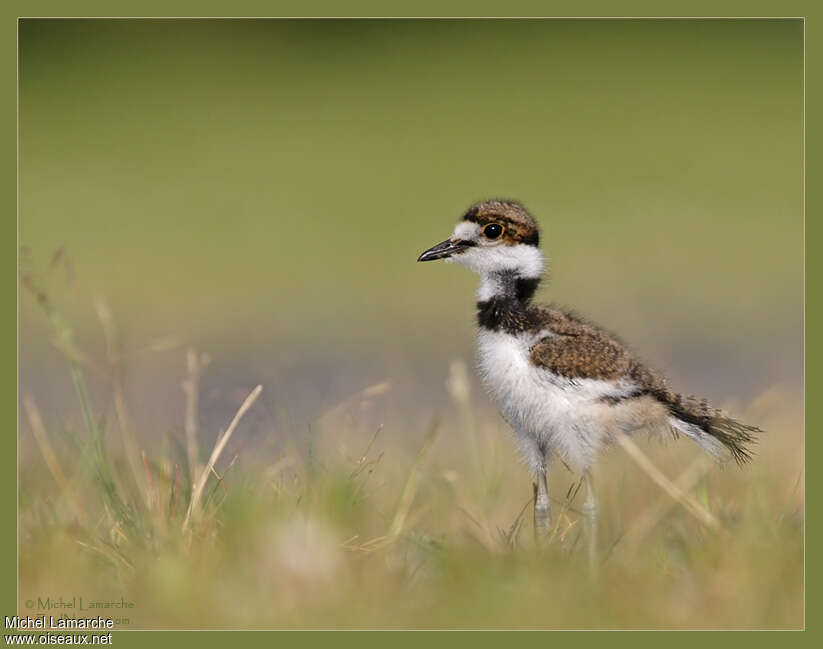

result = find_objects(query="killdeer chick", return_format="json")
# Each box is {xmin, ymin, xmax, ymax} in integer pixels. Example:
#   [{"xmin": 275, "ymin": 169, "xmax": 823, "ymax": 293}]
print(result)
[{"xmin": 418, "ymin": 199, "xmax": 759, "ymax": 563}]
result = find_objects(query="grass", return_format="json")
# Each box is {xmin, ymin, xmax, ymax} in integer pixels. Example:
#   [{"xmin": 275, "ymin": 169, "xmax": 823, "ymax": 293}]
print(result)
[{"xmin": 17, "ymin": 272, "xmax": 803, "ymax": 630}]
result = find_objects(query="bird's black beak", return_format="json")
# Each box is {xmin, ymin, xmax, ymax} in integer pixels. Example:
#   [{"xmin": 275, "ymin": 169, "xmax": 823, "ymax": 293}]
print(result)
[{"xmin": 417, "ymin": 239, "xmax": 470, "ymax": 262}]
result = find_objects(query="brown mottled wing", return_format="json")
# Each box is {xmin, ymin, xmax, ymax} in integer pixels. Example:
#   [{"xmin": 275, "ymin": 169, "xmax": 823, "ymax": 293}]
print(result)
[{"xmin": 529, "ymin": 333, "xmax": 633, "ymax": 381}]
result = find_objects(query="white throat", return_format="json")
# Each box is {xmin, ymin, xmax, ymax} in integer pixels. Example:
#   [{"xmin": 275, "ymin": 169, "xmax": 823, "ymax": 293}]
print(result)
[
  {"xmin": 450, "ymin": 242, "xmax": 542, "ymax": 274},
  {"xmin": 447, "ymin": 243, "xmax": 544, "ymax": 301}
]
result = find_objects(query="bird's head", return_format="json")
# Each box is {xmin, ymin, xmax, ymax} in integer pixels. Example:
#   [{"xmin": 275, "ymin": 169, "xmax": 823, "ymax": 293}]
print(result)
[{"xmin": 417, "ymin": 200, "xmax": 543, "ymax": 280}]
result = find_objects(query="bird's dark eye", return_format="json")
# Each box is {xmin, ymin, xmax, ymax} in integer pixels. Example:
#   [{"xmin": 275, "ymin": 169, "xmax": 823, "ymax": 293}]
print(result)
[{"xmin": 483, "ymin": 223, "xmax": 504, "ymax": 240}]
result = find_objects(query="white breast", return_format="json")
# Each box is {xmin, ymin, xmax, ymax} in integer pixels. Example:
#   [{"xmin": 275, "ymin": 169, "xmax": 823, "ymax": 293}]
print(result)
[{"xmin": 476, "ymin": 329, "xmax": 638, "ymax": 472}]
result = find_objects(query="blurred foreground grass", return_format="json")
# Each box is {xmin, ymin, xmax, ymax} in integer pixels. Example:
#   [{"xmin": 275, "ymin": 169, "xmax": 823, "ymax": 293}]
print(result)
[{"xmin": 18, "ymin": 298, "xmax": 803, "ymax": 629}]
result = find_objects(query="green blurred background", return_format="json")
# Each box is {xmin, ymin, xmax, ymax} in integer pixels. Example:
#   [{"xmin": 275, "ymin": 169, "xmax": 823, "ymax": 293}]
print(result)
[{"xmin": 19, "ymin": 19, "xmax": 802, "ymax": 445}]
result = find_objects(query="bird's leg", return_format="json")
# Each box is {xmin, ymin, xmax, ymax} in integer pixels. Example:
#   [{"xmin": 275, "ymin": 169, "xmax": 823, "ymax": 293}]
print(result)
[
  {"xmin": 533, "ymin": 469, "xmax": 551, "ymax": 545},
  {"xmin": 582, "ymin": 471, "xmax": 598, "ymax": 575}
]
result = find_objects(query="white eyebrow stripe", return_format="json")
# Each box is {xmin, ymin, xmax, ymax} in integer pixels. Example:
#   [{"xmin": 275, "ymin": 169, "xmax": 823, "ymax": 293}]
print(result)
[{"xmin": 452, "ymin": 221, "xmax": 480, "ymax": 240}]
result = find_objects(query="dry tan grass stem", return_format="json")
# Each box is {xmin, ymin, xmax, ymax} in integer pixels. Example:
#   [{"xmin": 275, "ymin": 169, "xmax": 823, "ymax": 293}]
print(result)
[
  {"xmin": 23, "ymin": 394, "xmax": 85, "ymax": 522},
  {"xmin": 183, "ymin": 384, "xmax": 263, "ymax": 532},
  {"xmin": 94, "ymin": 298, "xmax": 148, "ymax": 507},
  {"xmin": 615, "ymin": 431, "xmax": 720, "ymax": 530},
  {"xmin": 386, "ymin": 421, "xmax": 439, "ymax": 542},
  {"xmin": 181, "ymin": 348, "xmax": 210, "ymax": 484},
  {"xmin": 622, "ymin": 454, "xmax": 714, "ymax": 550}
]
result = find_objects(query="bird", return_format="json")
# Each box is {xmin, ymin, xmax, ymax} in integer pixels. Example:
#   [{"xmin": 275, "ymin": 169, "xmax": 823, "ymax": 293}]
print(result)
[{"xmin": 417, "ymin": 199, "xmax": 759, "ymax": 565}]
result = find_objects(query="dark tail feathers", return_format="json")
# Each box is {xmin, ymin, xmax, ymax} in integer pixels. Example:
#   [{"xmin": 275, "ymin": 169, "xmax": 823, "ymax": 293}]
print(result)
[{"xmin": 662, "ymin": 392, "xmax": 760, "ymax": 464}]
